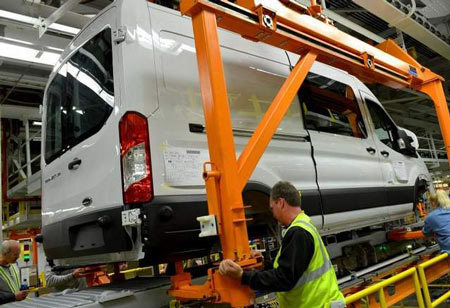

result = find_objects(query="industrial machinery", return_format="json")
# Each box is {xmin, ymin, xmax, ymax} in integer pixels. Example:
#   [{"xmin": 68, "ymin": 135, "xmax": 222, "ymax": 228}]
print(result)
[{"xmin": 167, "ymin": 0, "xmax": 450, "ymax": 306}]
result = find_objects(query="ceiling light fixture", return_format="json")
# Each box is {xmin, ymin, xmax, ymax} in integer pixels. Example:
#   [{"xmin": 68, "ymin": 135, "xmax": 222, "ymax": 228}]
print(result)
[{"xmin": 0, "ymin": 41, "xmax": 60, "ymax": 66}]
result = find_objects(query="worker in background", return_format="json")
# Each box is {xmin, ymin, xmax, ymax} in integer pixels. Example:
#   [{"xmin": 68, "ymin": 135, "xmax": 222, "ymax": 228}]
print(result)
[
  {"xmin": 423, "ymin": 189, "xmax": 450, "ymax": 253},
  {"xmin": 219, "ymin": 181, "xmax": 344, "ymax": 308},
  {"xmin": 45, "ymin": 259, "xmax": 88, "ymax": 292},
  {"xmin": 0, "ymin": 240, "xmax": 28, "ymax": 304}
]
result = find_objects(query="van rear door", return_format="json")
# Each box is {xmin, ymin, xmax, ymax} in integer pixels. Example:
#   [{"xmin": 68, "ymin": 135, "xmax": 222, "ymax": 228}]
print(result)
[{"xmin": 42, "ymin": 8, "xmax": 124, "ymax": 245}]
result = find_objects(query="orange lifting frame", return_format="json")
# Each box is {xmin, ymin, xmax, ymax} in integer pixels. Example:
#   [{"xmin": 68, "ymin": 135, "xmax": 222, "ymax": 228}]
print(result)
[{"xmin": 169, "ymin": 0, "xmax": 450, "ymax": 306}]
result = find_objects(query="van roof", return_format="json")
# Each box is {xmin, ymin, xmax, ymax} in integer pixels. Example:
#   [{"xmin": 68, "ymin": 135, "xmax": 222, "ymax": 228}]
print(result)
[{"xmin": 50, "ymin": 0, "xmax": 382, "ymax": 110}]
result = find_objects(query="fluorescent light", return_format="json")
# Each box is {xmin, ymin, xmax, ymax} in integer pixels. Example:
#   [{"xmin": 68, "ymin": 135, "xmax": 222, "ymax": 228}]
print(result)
[
  {"xmin": 49, "ymin": 23, "xmax": 79, "ymax": 36},
  {"xmin": 1, "ymin": 37, "xmax": 33, "ymax": 46},
  {"xmin": 0, "ymin": 42, "xmax": 60, "ymax": 66},
  {"xmin": 47, "ymin": 46, "xmax": 64, "ymax": 52},
  {"xmin": 32, "ymin": 121, "xmax": 42, "ymax": 126},
  {"xmin": 0, "ymin": 10, "xmax": 35, "ymax": 25},
  {"xmin": 0, "ymin": 10, "xmax": 79, "ymax": 36}
]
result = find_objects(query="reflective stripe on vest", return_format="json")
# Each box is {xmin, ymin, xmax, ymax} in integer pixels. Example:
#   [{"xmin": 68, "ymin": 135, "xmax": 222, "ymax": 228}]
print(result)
[
  {"xmin": 274, "ymin": 213, "xmax": 344, "ymax": 308},
  {"xmin": 294, "ymin": 220, "xmax": 332, "ymax": 287},
  {"xmin": 0, "ymin": 264, "xmax": 20, "ymax": 293}
]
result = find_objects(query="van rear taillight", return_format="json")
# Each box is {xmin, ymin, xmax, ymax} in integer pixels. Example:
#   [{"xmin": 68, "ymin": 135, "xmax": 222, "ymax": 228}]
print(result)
[{"xmin": 119, "ymin": 112, "xmax": 153, "ymax": 204}]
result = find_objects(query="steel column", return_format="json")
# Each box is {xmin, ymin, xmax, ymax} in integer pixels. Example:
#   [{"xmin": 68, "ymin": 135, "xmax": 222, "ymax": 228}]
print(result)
[
  {"xmin": 191, "ymin": 8, "xmax": 249, "ymax": 260},
  {"xmin": 418, "ymin": 80, "xmax": 450, "ymax": 164}
]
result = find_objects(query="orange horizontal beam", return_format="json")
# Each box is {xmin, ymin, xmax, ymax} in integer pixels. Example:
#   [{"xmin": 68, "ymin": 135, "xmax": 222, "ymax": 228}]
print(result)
[{"xmin": 181, "ymin": 0, "xmax": 418, "ymax": 88}]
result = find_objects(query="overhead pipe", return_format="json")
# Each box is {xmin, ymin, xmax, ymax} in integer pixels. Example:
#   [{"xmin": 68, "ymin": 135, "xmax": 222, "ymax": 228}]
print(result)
[{"xmin": 353, "ymin": 0, "xmax": 450, "ymax": 61}]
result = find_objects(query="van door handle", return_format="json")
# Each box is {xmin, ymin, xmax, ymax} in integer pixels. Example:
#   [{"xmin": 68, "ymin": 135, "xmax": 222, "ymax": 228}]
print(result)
[
  {"xmin": 68, "ymin": 158, "xmax": 82, "ymax": 170},
  {"xmin": 366, "ymin": 147, "xmax": 376, "ymax": 154},
  {"xmin": 381, "ymin": 150, "xmax": 390, "ymax": 157}
]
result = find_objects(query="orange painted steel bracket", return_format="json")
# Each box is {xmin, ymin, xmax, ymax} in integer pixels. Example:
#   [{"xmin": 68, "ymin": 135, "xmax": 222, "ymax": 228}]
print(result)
[
  {"xmin": 169, "ymin": 2, "xmax": 288, "ymax": 306},
  {"xmin": 170, "ymin": 260, "xmax": 259, "ymax": 306}
]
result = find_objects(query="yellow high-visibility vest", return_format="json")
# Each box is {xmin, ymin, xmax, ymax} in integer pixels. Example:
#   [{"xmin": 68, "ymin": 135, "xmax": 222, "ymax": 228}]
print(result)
[
  {"xmin": 274, "ymin": 212, "xmax": 344, "ymax": 308},
  {"xmin": 0, "ymin": 264, "xmax": 20, "ymax": 293}
]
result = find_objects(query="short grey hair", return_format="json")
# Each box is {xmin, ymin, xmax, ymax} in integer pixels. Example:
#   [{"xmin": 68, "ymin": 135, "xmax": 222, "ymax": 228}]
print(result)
[
  {"xmin": 270, "ymin": 181, "xmax": 302, "ymax": 207},
  {"xmin": 1, "ymin": 240, "xmax": 18, "ymax": 255}
]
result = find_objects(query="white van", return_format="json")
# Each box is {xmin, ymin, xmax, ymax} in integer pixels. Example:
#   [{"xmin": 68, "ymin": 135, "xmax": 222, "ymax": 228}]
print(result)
[{"xmin": 41, "ymin": 0, "xmax": 431, "ymax": 266}]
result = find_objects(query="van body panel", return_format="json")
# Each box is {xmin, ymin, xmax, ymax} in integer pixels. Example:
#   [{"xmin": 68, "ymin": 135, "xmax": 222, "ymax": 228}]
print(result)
[
  {"xmin": 116, "ymin": 0, "xmax": 159, "ymax": 116},
  {"xmin": 149, "ymin": 11, "xmax": 319, "ymax": 206}
]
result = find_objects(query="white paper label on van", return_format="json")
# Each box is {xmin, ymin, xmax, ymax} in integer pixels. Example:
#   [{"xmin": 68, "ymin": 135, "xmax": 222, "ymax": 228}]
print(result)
[
  {"xmin": 163, "ymin": 147, "xmax": 210, "ymax": 186},
  {"xmin": 393, "ymin": 161, "xmax": 408, "ymax": 182}
]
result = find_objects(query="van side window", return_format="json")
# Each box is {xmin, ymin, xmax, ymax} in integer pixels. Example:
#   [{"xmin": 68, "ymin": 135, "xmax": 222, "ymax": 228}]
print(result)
[
  {"xmin": 160, "ymin": 32, "xmax": 303, "ymax": 135},
  {"xmin": 45, "ymin": 28, "xmax": 114, "ymax": 164},
  {"xmin": 299, "ymin": 73, "xmax": 367, "ymax": 138},
  {"xmin": 365, "ymin": 99, "xmax": 397, "ymax": 150}
]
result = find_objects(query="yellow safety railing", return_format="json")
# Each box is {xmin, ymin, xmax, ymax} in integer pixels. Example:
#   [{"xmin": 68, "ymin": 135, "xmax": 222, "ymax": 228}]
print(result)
[
  {"xmin": 345, "ymin": 267, "xmax": 425, "ymax": 308},
  {"xmin": 418, "ymin": 253, "xmax": 450, "ymax": 307}
]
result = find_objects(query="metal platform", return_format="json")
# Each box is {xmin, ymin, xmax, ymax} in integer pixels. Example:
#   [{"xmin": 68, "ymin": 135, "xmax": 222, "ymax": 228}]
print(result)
[
  {"xmin": 4, "ymin": 277, "xmax": 173, "ymax": 308},
  {"xmin": 7, "ymin": 171, "xmax": 41, "ymax": 199}
]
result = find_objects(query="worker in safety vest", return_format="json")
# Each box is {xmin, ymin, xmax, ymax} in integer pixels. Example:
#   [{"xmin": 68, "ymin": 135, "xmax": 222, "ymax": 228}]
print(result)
[
  {"xmin": 0, "ymin": 240, "xmax": 28, "ymax": 304},
  {"xmin": 219, "ymin": 181, "xmax": 345, "ymax": 308}
]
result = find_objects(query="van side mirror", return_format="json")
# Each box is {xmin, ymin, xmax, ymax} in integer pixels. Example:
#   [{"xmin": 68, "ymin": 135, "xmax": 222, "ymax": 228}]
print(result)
[{"xmin": 397, "ymin": 128, "xmax": 418, "ymax": 157}]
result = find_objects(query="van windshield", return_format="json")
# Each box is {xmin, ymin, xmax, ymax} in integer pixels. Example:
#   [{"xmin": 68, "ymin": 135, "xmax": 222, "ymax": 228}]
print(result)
[{"xmin": 44, "ymin": 28, "xmax": 114, "ymax": 164}]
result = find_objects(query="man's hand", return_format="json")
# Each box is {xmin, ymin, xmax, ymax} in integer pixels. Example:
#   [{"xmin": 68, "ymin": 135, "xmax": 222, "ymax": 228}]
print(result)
[
  {"xmin": 72, "ymin": 268, "xmax": 88, "ymax": 279},
  {"xmin": 14, "ymin": 290, "xmax": 28, "ymax": 301},
  {"xmin": 218, "ymin": 259, "xmax": 243, "ymax": 280},
  {"xmin": 250, "ymin": 250, "xmax": 263, "ymax": 259}
]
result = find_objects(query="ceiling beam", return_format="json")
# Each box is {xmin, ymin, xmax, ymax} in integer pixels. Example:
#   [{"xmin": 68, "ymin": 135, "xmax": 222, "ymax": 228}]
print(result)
[
  {"xmin": 0, "ymin": 104, "xmax": 40, "ymax": 120},
  {"xmin": 352, "ymin": 0, "xmax": 450, "ymax": 61},
  {"xmin": 0, "ymin": 0, "xmax": 90, "ymax": 30}
]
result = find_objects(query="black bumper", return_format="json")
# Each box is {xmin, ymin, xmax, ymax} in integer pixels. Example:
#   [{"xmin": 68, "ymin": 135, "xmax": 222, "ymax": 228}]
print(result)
[
  {"xmin": 43, "ymin": 207, "xmax": 133, "ymax": 260},
  {"xmin": 42, "ymin": 195, "xmax": 214, "ymax": 263}
]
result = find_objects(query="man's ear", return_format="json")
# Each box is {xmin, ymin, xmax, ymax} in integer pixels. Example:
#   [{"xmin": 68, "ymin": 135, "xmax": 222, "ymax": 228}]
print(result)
[{"xmin": 279, "ymin": 198, "xmax": 286, "ymax": 209}]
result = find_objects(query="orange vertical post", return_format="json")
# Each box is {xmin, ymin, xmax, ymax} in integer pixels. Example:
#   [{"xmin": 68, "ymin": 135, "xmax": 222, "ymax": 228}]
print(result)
[
  {"xmin": 32, "ymin": 238, "xmax": 38, "ymax": 265},
  {"xmin": 191, "ymin": 8, "xmax": 249, "ymax": 261},
  {"xmin": 418, "ymin": 80, "xmax": 450, "ymax": 165}
]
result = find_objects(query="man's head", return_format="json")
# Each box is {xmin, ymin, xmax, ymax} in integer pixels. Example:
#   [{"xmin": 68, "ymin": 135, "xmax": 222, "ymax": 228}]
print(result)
[
  {"xmin": 270, "ymin": 181, "xmax": 302, "ymax": 225},
  {"xmin": 1, "ymin": 240, "xmax": 21, "ymax": 264}
]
